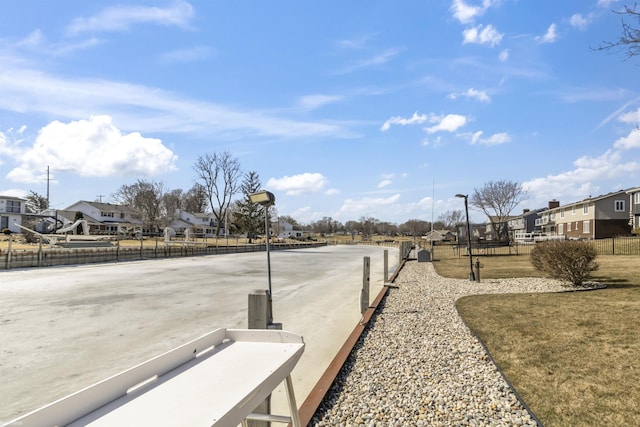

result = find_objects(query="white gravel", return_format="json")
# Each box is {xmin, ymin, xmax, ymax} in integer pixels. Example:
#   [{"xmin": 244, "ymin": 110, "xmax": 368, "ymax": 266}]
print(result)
[{"xmin": 310, "ymin": 260, "xmax": 567, "ymax": 426}]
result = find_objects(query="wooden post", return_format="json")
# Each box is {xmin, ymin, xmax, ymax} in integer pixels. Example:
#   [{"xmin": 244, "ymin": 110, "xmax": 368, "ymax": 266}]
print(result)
[
  {"xmin": 383, "ymin": 249, "xmax": 389, "ymax": 283},
  {"xmin": 38, "ymin": 236, "xmax": 43, "ymax": 267},
  {"xmin": 6, "ymin": 234, "xmax": 12, "ymax": 269},
  {"xmin": 360, "ymin": 256, "xmax": 370, "ymax": 315},
  {"xmin": 248, "ymin": 289, "xmax": 272, "ymax": 427}
]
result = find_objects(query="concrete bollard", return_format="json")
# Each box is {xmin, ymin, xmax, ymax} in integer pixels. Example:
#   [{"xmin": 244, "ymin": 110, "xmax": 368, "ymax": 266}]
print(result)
[{"xmin": 248, "ymin": 289, "xmax": 273, "ymax": 427}]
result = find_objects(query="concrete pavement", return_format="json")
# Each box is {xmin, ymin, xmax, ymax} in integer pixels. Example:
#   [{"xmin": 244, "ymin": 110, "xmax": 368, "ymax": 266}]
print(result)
[{"xmin": 0, "ymin": 245, "xmax": 396, "ymax": 422}]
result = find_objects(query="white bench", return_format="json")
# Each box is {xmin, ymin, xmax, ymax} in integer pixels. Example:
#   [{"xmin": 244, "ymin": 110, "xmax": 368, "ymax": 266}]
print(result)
[{"xmin": 9, "ymin": 328, "xmax": 305, "ymax": 427}]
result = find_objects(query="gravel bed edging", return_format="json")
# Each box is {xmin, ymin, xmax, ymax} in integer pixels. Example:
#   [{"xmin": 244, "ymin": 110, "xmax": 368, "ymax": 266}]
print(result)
[{"xmin": 310, "ymin": 261, "xmax": 571, "ymax": 427}]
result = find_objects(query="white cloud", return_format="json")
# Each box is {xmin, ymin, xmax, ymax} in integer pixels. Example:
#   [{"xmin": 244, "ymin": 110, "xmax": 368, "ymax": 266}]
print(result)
[
  {"xmin": 338, "ymin": 194, "xmax": 402, "ymax": 216},
  {"xmin": 499, "ymin": 48, "xmax": 509, "ymax": 61},
  {"xmin": 536, "ymin": 23, "xmax": 558, "ymax": 44},
  {"xmin": 450, "ymin": 0, "xmax": 497, "ymax": 24},
  {"xmin": 381, "ymin": 112, "xmax": 428, "ymax": 131},
  {"xmin": 378, "ymin": 179, "xmax": 392, "ymax": 188},
  {"xmin": 613, "ymin": 128, "xmax": 640, "ymax": 150},
  {"xmin": 523, "ymin": 148, "xmax": 640, "ymax": 204},
  {"xmin": 470, "ymin": 130, "xmax": 511, "ymax": 145},
  {"xmin": 619, "ymin": 107, "xmax": 640, "ymax": 124},
  {"xmin": 425, "ymin": 114, "xmax": 467, "ymax": 133},
  {"xmin": 0, "ymin": 65, "xmax": 354, "ymax": 140},
  {"xmin": 297, "ymin": 94, "xmax": 344, "ymax": 111},
  {"xmin": 462, "ymin": 24, "xmax": 503, "ymax": 47},
  {"xmin": 67, "ymin": 0, "xmax": 194, "ymax": 34},
  {"xmin": 449, "ymin": 88, "xmax": 491, "ymax": 102},
  {"xmin": 6, "ymin": 115, "xmax": 177, "ymax": 183},
  {"xmin": 336, "ymin": 48, "xmax": 402, "ymax": 74},
  {"xmin": 266, "ymin": 172, "xmax": 328, "ymax": 196},
  {"xmin": 161, "ymin": 46, "xmax": 214, "ymax": 63},
  {"xmin": 325, "ymin": 188, "xmax": 340, "ymax": 196},
  {"xmin": 597, "ymin": 0, "xmax": 619, "ymax": 7},
  {"xmin": 570, "ymin": 14, "xmax": 590, "ymax": 30}
]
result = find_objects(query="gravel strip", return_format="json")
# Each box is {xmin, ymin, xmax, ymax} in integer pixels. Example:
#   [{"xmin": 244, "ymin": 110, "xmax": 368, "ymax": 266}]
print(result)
[{"xmin": 310, "ymin": 261, "xmax": 567, "ymax": 426}]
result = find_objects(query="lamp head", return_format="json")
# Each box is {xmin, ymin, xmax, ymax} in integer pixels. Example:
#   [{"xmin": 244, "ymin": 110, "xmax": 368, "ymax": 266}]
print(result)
[
  {"xmin": 249, "ymin": 190, "xmax": 276, "ymax": 207},
  {"xmin": 455, "ymin": 194, "xmax": 467, "ymax": 199}
]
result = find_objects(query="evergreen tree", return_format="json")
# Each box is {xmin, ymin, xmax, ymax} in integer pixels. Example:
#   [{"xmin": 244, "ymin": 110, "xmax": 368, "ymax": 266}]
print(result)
[{"xmin": 233, "ymin": 171, "xmax": 264, "ymax": 243}]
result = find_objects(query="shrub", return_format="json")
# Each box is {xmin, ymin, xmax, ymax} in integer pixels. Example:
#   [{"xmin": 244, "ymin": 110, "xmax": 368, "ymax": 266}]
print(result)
[{"xmin": 530, "ymin": 240, "xmax": 598, "ymax": 287}]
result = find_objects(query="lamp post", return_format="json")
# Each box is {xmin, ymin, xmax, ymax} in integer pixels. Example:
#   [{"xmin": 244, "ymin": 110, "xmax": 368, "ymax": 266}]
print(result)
[
  {"xmin": 455, "ymin": 194, "xmax": 476, "ymax": 282},
  {"xmin": 249, "ymin": 190, "xmax": 276, "ymax": 320}
]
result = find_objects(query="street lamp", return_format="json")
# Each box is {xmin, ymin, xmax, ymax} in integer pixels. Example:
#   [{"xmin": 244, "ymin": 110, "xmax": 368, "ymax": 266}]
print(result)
[
  {"xmin": 249, "ymin": 190, "xmax": 276, "ymax": 319},
  {"xmin": 455, "ymin": 194, "xmax": 476, "ymax": 282}
]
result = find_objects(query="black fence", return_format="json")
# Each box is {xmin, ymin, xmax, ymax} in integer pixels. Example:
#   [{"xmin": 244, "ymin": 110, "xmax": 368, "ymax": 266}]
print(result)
[{"xmin": 443, "ymin": 237, "xmax": 640, "ymax": 258}]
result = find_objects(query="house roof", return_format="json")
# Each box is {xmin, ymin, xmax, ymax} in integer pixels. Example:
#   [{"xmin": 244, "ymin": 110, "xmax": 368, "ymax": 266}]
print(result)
[
  {"xmin": 548, "ymin": 189, "xmax": 631, "ymax": 210},
  {"xmin": 70, "ymin": 200, "xmax": 141, "ymax": 215}
]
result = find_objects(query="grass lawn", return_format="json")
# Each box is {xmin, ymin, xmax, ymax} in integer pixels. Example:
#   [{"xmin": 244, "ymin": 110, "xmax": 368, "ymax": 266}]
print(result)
[{"xmin": 435, "ymin": 253, "xmax": 640, "ymax": 426}]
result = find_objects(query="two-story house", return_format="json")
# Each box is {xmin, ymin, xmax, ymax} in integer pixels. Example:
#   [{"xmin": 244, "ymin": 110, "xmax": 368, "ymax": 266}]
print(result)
[
  {"xmin": 551, "ymin": 190, "xmax": 631, "ymax": 239},
  {"xmin": 535, "ymin": 200, "xmax": 561, "ymax": 235},
  {"xmin": 0, "ymin": 195, "xmax": 26, "ymax": 233},
  {"xmin": 627, "ymin": 187, "xmax": 640, "ymax": 230},
  {"xmin": 58, "ymin": 201, "xmax": 144, "ymax": 235},
  {"xmin": 168, "ymin": 210, "xmax": 217, "ymax": 237},
  {"xmin": 509, "ymin": 208, "xmax": 546, "ymax": 241}
]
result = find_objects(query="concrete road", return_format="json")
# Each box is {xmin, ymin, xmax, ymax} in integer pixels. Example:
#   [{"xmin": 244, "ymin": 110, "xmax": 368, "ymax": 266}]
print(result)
[{"xmin": 0, "ymin": 245, "xmax": 396, "ymax": 422}]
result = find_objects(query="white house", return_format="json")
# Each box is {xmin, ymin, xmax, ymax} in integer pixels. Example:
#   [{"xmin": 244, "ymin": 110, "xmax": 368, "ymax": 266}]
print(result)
[
  {"xmin": 0, "ymin": 195, "xmax": 27, "ymax": 233},
  {"xmin": 57, "ymin": 201, "xmax": 145, "ymax": 235},
  {"xmin": 277, "ymin": 219, "xmax": 304, "ymax": 239},
  {"xmin": 168, "ymin": 210, "xmax": 217, "ymax": 237}
]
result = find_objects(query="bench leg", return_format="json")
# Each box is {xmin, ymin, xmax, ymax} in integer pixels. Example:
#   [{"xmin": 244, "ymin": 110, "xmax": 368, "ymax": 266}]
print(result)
[{"xmin": 285, "ymin": 375, "xmax": 301, "ymax": 427}]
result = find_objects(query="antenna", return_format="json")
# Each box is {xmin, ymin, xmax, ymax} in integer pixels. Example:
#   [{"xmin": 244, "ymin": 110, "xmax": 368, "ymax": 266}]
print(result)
[{"xmin": 46, "ymin": 166, "xmax": 50, "ymax": 208}]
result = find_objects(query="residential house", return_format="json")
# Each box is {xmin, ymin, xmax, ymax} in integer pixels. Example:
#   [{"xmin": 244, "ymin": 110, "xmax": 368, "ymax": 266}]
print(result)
[
  {"xmin": 0, "ymin": 195, "xmax": 26, "ymax": 233},
  {"xmin": 168, "ymin": 210, "xmax": 217, "ymax": 237},
  {"xmin": 56, "ymin": 201, "xmax": 145, "ymax": 235},
  {"xmin": 277, "ymin": 219, "xmax": 304, "ymax": 239},
  {"xmin": 551, "ymin": 190, "xmax": 631, "ymax": 239},
  {"xmin": 536, "ymin": 200, "xmax": 561, "ymax": 234},
  {"xmin": 509, "ymin": 208, "xmax": 546, "ymax": 241},
  {"xmin": 422, "ymin": 230, "xmax": 455, "ymax": 244},
  {"xmin": 627, "ymin": 187, "xmax": 640, "ymax": 230},
  {"xmin": 484, "ymin": 216, "xmax": 518, "ymax": 241}
]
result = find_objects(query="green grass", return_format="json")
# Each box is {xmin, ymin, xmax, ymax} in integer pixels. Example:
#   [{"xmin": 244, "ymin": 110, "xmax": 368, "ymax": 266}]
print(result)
[{"xmin": 435, "ymin": 254, "xmax": 640, "ymax": 426}]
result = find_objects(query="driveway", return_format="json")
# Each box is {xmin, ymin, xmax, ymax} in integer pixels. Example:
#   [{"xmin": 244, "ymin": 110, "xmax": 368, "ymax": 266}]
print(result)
[{"xmin": 0, "ymin": 245, "xmax": 395, "ymax": 422}]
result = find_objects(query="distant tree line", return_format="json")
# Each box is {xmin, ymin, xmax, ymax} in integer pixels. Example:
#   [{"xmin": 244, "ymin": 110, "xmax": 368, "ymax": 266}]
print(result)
[{"xmin": 26, "ymin": 150, "xmax": 527, "ymax": 241}]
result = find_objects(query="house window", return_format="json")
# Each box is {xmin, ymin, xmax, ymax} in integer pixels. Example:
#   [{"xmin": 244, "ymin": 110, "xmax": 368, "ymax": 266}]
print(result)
[
  {"xmin": 568, "ymin": 222, "xmax": 572, "ymax": 232},
  {"xmin": 635, "ymin": 193, "xmax": 640, "ymax": 204},
  {"xmin": 101, "ymin": 211, "xmax": 114, "ymax": 217},
  {"xmin": 560, "ymin": 210, "xmax": 565, "ymax": 218},
  {"xmin": 6, "ymin": 200, "xmax": 21, "ymax": 213},
  {"xmin": 558, "ymin": 223, "xmax": 563, "ymax": 234},
  {"xmin": 120, "ymin": 213, "xmax": 125, "ymax": 219},
  {"xmin": 614, "ymin": 200, "xmax": 625, "ymax": 212},
  {"xmin": 583, "ymin": 204, "xmax": 588, "ymax": 215},
  {"xmin": 583, "ymin": 221, "xmax": 590, "ymax": 233},
  {"xmin": 572, "ymin": 206, "xmax": 576, "ymax": 215}
]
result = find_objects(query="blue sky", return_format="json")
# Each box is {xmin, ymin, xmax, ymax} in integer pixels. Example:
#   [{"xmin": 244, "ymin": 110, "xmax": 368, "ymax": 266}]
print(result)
[{"xmin": 1, "ymin": 0, "xmax": 639, "ymax": 224}]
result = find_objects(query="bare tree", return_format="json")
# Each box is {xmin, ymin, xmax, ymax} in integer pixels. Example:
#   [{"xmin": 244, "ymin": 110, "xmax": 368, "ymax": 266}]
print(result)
[
  {"xmin": 470, "ymin": 180, "xmax": 526, "ymax": 242},
  {"xmin": 596, "ymin": 4, "xmax": 640, "ymax": 58},
  {"xmin": 437, "ymin": 210, "xmax": 465, "ymax": 230},
  {"xmin": 193, "ymin": 151, "xmax": 242, "ymax": 236},
  {"xmin": 183, "ymin": 184, "xmax": 208, "ymax": 213},
  {"xmin": 113, "ymin": 179, "xmax": 167, "ymax": 233}
]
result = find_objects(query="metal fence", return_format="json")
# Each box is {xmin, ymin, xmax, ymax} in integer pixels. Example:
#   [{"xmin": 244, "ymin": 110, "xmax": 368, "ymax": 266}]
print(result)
[{"xmin": 436, "ymin": 236, "xmax": 640, "ymax": 259}]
